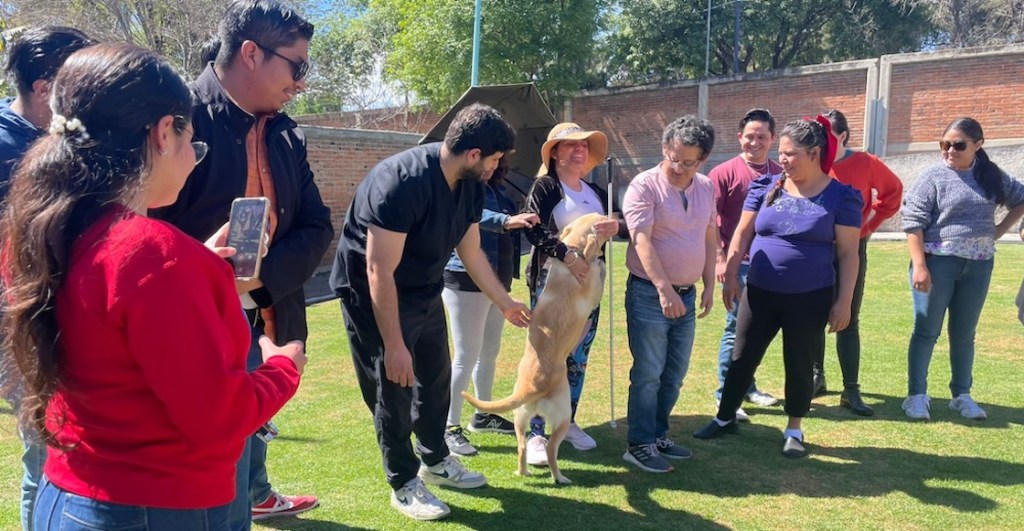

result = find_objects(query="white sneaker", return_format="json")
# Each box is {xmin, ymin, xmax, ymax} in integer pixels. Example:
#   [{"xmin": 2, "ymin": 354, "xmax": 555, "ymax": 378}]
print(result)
[
  {"xmin": 746, "ymin": 390, "xmax": 780, "ymax": 407},
  {"xmin": 902, "ymin": 394, "xmax": 931, "ymax": 420},
  {"xmin": 949, "ymin": 394, "xmax": 987, "ymax": 420},
  {"xmin": 564, "ymin": 423, "xmax": 597, "ymax": 450},
  {"xmin": 526, "ymin": 435, "xmax": 548, "ymax": 466},
  {"xmin": 391, "ymin": 478, "xmax": 450, "ymax": 521},
  {"xmin": 418, "ymin": 455, "xmax": 487, "ymax": 489},
  {"xmin": 718, "ymin": 401, "xmax": 750, "ymax": 423}
]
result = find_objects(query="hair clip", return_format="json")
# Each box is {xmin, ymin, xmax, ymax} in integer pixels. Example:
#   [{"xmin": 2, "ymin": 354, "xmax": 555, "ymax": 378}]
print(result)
[{"xmin": 49, "ymin": 114, "xmax": 91, "ymax": 145}]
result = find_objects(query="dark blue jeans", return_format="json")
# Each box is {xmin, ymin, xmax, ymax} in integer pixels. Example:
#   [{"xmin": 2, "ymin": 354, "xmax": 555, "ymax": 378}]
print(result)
[
  {"xmin": 907, "ymin": 255, "xmax": 993, "ymax": 397},
  {"xmin": 625, "ymin": 276, "xmax": 696, "ymax": 445},
  {"xmin": 34, "ymin": 477, "xmax": 231, "ymax": 531}
]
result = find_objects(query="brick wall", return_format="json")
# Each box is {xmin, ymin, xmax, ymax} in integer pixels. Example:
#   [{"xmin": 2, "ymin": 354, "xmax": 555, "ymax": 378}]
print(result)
[
  {"xmin": 304, "ymin": 127, "xmax": 421, "ymax": 267},
  {"xmin": 885, "ymin": 51, "xmax": 1024, "ymax": 151},
  {"xmin": 296, "ymin": 108, "xmax": 441, "ymax": 135}
]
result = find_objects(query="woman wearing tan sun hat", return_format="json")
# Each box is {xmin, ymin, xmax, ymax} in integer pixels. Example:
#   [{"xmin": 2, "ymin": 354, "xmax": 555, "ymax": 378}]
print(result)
[{"xmin": 521, "ymin": 122, "xmax": 625, "ymax": 465}]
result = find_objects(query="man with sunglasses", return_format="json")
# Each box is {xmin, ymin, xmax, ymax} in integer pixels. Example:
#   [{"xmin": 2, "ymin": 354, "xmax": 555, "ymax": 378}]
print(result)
[
  {"xmin": 150, "ymin": 1, "xmax": 332, "ymax": 529},
  {"xmin": 620, "ymin": 115, "xmax": 717, "ymax": 473}
]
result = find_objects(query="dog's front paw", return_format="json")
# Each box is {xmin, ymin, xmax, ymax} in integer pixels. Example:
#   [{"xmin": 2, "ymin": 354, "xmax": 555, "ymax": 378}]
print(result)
[{"xmin": 553, "ymin": 474, "xmax": 572, "ymax": 485}]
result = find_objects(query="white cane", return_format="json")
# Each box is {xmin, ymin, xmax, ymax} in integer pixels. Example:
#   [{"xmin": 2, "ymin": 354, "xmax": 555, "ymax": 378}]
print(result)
[{"xmin": 605, "ymin": 156, "xmax": 617, "ymax": 428}]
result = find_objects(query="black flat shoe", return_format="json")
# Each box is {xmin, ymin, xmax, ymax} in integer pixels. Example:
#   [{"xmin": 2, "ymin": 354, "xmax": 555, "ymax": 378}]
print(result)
[
  {"xmin": 782, "ymin": 436, "xmax": 807, "ymax": 458},
  {"xmin": 693, "ymin": 420, "xmax": 738, "ymax": 440},
  {"xmin": 840, "ymin": 388, "xmax": 875, "ymax": 417},
  {"xmin": 813, "ymin": 371, "xmax": 828, "ymax": 397}
]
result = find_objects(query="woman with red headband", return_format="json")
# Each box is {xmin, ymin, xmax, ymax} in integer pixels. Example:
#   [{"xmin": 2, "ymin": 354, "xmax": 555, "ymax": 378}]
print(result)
[{"xmin": 693, "ymin": 117, "xmax": 862, "ymax": 459}]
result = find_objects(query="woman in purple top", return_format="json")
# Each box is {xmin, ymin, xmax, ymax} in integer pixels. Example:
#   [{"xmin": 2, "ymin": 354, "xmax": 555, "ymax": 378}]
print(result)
[{"xmin": 693, "ymin": 117, "xmax": 862, "ymax": 458}]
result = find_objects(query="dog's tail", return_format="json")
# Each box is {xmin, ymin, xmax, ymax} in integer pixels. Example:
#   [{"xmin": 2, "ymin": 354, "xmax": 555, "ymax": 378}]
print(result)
[{"xmin": 462, "ymin": 388, "xmax": 542, "ymax": 413}]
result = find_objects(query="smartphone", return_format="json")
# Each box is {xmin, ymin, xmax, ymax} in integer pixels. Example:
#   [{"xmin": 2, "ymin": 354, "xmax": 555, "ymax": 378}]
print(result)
[{"xmin": 227, "ymin": 197, "xmax": 270, "ymax": 281}]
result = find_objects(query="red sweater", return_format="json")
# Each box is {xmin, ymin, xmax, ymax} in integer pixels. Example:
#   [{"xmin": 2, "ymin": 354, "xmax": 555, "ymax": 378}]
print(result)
[
  {"xmin": 830, "ymin": 151, "xmax": 904, "ymax": 238},
  {"xmin": 45, "ymin": 207, "xmax": 300, "ymax": 509}
]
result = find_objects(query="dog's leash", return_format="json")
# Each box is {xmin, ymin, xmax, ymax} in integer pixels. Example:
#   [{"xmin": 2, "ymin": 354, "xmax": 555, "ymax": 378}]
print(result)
[{"xmin": 605, "ymin": 156, "xmax": 617, "ymax": 429}]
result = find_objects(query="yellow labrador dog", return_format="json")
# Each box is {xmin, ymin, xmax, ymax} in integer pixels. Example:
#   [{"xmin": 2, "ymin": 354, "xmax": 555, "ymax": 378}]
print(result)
[{"xmin": 463, "ymin": 213, "xmax": 610, "ymax": 484}]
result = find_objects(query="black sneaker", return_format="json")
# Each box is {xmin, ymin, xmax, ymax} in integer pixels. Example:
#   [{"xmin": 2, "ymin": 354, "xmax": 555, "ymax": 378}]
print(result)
[
  {"xmin": 692, "ymin": 419, "xmax": 738, "ymax": 440},
  {"xmin": 443, "ymin": 426, "xmax": 477, "ymax": 456},
  {"xmin": 655, "ymin": 437, "xmax": 692, "ymax": 460},
  {"xmin": 468, "ymin": 413, "xmax": 515, "ymax": 434},
  {"xmin": 623, "ymin": 444, "xmax": 673, "ymax": 473}
]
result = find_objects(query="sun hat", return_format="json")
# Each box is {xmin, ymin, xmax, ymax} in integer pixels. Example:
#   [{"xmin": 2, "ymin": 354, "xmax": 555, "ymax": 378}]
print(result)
[{"xmin": 538, "ymin": 122, "xmax": 609, "ymax": 176}]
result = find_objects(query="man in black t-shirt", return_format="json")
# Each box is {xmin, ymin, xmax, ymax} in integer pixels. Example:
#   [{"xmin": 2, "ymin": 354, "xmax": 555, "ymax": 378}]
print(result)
[{"xmin": 330, "ymin": 104, "xmax": 528, "ymax": 521}]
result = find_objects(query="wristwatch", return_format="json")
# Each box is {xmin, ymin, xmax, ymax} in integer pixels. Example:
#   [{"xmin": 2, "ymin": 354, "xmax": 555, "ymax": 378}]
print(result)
[{"xmin": 564, "ymin": 248, "xmax": 580, "ymax": 266}]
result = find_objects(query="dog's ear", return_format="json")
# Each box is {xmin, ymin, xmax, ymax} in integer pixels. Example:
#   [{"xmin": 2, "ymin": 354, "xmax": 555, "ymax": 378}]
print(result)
[
  {"xmin": 582, "ymin": 233, "xmax": 600, "ymax": 260},
  {"xmin": 558, "ymin": 223, "xmax": 574, "ymax": 241}
]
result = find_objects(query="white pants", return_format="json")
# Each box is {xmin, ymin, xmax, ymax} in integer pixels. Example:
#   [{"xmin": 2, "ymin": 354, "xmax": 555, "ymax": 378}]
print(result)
[{"xmin": 442, "ymin": 287, "xmax": 506, "ymax": 427}]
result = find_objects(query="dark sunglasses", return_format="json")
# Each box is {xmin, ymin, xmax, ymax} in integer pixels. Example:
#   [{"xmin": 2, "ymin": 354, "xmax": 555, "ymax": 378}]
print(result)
[
  {"xmin": 939, "ymin": 140, "xmax": 969, "ymax": 152},
  {"xmin": 173, "ymin": 116, "xmax": 209, "ymax": 165},
  {"xmin": 254, "ymin": 42, "xmax": 309, "ymax": 81}
]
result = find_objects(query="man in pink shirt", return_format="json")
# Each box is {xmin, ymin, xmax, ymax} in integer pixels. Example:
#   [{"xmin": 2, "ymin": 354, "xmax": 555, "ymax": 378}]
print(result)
[
  {"xmin": 622, "ymin": 116, "xmax": 717, "ymax": 473},
  {"xmin": 709, "ymin": 109, "xmax": 783, "ymax": 419}
]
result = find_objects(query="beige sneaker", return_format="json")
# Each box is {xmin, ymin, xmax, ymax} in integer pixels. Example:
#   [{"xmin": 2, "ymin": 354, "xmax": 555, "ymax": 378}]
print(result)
[
  {"xmin": 564, "ymin": 423, "xmax": 597, "ymax": 450},
  {"xmin": 526, "ymin": 435, "xmax": 548, "ymax": 466}
]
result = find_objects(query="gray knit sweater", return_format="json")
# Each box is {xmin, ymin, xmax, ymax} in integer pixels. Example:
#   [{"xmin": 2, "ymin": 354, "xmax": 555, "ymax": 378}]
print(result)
[{"xmin": 901, "ymin": 162, "xmax": 1024, "ymax": 242}]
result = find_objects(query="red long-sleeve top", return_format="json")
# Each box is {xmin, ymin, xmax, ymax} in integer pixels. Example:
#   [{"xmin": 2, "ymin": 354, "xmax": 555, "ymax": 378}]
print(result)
[
  {"xmin": 44, "ymin": 207, "xmax": 300, "ymax": 509},
  {"xmin": 830, "ymin": 151, "xmax": 904, "ymax": 238}
]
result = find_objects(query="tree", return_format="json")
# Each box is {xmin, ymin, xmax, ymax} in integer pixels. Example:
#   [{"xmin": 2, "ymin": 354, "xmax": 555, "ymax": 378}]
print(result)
[
  {"xmin": 894, "ymin": 0, "xmax": 1024, "ymax": 47},
  {"xmin": 372, "ymin": 0, "xmax": 606, "ymax": 112},
  {"xmin": 607, "ymin": 0, "xmax": 935, "ymax": 84}
]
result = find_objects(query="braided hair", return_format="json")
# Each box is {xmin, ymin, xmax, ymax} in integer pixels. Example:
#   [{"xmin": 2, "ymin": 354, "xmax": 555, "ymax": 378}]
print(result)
[{"xmin": 765, "ymin": 118, "xmax": 835, "ymax": 206}]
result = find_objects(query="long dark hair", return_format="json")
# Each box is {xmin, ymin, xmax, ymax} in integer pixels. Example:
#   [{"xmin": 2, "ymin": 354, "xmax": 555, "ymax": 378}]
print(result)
[
  {"xmin": 944, "ymin": 117, "xmax": 1006, "ymax": 206},
  {"xmin": 766, "ymin": 119, "xmax": 832, "ymax": 206},
  {"xmin": 0, "ymin": 43, "xmax": 192, "ymax": 447}
]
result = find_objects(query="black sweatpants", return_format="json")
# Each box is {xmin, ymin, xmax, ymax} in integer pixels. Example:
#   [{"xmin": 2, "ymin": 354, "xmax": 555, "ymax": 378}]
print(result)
[
  {"xmin": 717, "ymin": 283, "xmax": 833, "ymax": 421},
  {"xmin": 341, "ymin": 293, "xmax": 451, "ymax": 490}
]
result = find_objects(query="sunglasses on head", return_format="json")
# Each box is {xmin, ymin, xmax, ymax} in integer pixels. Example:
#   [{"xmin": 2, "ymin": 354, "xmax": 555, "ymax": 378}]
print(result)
[{"xmin": 939, "ymin": 140, "xmax": 969, "ymax": 152}]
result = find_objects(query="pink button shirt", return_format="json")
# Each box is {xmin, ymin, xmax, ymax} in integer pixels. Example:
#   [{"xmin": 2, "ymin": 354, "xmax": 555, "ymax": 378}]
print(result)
[{"xmin": 623, "ymin": 165, "xmax": 715, "ymax": 286}]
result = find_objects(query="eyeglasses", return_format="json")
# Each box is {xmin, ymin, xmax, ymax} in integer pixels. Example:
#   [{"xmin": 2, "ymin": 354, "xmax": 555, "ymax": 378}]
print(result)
[
  {"xmin": 939, "ymin": 140, "xmax": 969, "ymax": 152},
  {"xmin": 666, "ymin": 154, "xmax": 702, "ymax": 170},
  {"xmin": 173, "ymin": 116, "xmax": 209, "ymax": 165},
  {"xmin": 253, "ymin": 42, "xmax": 309, "ymax": 81}
]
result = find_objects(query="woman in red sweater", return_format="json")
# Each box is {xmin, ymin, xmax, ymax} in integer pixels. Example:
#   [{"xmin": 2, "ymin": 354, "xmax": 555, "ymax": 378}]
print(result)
[
  {"xmin": 816, "ymin": 109, "xmax": 904, "ymax": 416},
  {"xmin": 0, "ymin": 44, "xmax": 306, "ymax": 530}
]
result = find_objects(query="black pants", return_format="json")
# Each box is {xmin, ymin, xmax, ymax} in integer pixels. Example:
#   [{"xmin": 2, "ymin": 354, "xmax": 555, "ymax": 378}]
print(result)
[
  {"xmin": 341, "ymin": 293, "xmax": 451, "ymax": 490},
  {"xmin": 818, "ymin": 237, "xmax": 868, "ymax": 387},
  {"xmin": 717, "ymin": 283, "xmax": 833, "ymax": 421}
]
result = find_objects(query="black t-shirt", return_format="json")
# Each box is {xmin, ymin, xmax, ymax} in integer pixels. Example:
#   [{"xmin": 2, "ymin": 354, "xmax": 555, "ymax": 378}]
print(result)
[{"xmin": 330, "ymin": 143, "xmax": 484, "ymax": 304}]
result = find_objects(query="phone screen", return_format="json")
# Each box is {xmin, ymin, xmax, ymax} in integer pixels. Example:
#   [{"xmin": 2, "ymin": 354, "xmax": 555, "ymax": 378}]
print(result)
[{"xmin": 227, "ymin": 197, "xmax": 269, "ymax": 280}]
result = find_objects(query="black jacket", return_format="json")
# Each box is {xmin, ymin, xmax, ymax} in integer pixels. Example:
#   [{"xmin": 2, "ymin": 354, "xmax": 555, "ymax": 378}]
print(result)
[{"xmin": 151, "ymin": 65, "xmax": 334, "ymax": 343}]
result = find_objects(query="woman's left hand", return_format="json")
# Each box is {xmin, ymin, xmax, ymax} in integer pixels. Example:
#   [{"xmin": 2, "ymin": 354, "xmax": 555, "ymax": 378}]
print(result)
[{"xmin": 828, "ymin": 300, "xmax": 851, "ymax": 333}]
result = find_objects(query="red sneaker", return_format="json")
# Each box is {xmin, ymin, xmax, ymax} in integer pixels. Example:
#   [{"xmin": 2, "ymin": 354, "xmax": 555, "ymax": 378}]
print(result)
[{"xmin": 251, "ymin": 490, "xmax": 319, "ymax": 521}]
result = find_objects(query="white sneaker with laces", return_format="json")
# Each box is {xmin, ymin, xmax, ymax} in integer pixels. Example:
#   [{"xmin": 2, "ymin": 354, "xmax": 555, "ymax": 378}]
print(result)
[
  {"xmin": 564, "ymin": 423, "xmax": 597, "ymax": 450},
  {"xmin": 902, "ymin": 394, "xmax": 931, "ymax": 420},
  {"xmin": 949, "ymin": 394, "xmax": 987, "ymax": 419},
  {"xmin": 418, "ymin": 455, "xmax": 487, "ymax": 489},
  {"xmin": 526, "ymin": 435, "xmax": 548, "ymax": 466},
  {"xmin": 391, "ymin": 478, "xmax": 450, "ymax": 521},
  {"xmin": 746, "ymin": 390, "xmax": 780, "ymax": 407}
]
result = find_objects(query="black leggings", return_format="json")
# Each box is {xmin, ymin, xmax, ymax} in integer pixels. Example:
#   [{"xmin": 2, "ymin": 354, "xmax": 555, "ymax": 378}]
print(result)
[{"xmin": 717, "ymin": 283, "xmax": 833, "ymax": 421}]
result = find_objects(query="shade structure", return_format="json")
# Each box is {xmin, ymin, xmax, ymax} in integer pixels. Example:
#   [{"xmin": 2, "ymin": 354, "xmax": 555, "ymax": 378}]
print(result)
[{"xmin": 420, "ymin": 83, "xmax": 558, "ymax": 181}]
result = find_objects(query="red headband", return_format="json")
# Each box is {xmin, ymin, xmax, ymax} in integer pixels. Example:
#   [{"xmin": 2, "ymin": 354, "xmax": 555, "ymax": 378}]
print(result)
[{"xmin": 814, "ymin": 115, "xmax": 837, "ymax": 174}]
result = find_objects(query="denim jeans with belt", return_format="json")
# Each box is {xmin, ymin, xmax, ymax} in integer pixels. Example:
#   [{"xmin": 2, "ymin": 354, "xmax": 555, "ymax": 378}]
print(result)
[
  {"xmin": 625, "ymin": 275, "xmax": 697, "ymax": 445},
  {"xmin": 907, "ymin": 254, "xmax": 993, "ymax": 397},
  {"xmin": 34, "ymin": 477, "xmax": 231, "ymax": 531}
]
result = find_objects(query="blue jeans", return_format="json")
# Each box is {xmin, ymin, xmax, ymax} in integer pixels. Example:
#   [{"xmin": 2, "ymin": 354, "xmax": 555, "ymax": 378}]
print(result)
[
  {"xmin": 625, "ymin": 276, "xmax": 697, "ymax": 445},
  {"xmin": 228, "ymin": 321, "xmax": 273, "ymax": 531},
  {"xmin": 907, "ymin": 255, "xmax": 993, "ymax": 397},
  {"xmin": 34, "ymin": 477, "xmax": 231, "ymax": 530},
  {"xmin": 716, "ymin": 262, "xmax": 758, "ymax": 400},
  {"xmin": 21, "ymin": 437, "xmax": 45, "ymax": 531}
]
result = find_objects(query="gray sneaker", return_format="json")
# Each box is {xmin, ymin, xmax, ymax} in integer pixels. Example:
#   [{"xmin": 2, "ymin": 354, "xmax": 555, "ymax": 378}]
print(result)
[
  {"xmin": 418, "ymin": 456, "xmax": 487, "ymax": 489},
  {"xmin": 623, "ymin": 443, "xmax": 673, "ymax": 473},
  {"xmin": 443, "ymin": 425, "xmax": 477, "ymax": 456},
  {"xmin": 655, "ymin": 436, "xmax": 693, "ymax": 460},
  {"xmin": 746, "ymin": 390, "xmax": 780, "ymax": 407},
  {"xmin": 391, "ymin": 478, "xmax": 450, "ymax": 521}
]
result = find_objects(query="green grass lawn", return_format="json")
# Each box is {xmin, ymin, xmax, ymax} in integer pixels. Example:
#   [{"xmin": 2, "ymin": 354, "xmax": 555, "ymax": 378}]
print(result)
[{"xmin": 1, "ymin": 242, "xmax": 1023, "ymax": 530}]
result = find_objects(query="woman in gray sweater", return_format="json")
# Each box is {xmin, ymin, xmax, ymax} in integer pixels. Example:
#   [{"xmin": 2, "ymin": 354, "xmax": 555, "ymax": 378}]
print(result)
[{"xmin": 901, "ymin": 117, "xmax": 1024, "ymax": 421}]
